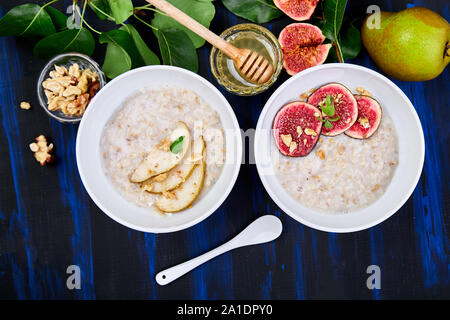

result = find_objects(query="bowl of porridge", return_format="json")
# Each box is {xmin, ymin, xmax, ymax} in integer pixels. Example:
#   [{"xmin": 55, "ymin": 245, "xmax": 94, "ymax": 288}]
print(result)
[
  {"xmin": 76, "ymin": 66, "xmax": 242, "ymax": 233},
  {"xmin": 255, "ymin": 63, "xmax": 425, "ymax": 233}
]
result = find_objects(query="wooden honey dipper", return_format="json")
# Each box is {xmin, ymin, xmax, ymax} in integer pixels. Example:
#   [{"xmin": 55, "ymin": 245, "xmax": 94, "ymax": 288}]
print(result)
[{"xmin": 145, "ymin": 0, "xmax": 274, "ymax": 84}]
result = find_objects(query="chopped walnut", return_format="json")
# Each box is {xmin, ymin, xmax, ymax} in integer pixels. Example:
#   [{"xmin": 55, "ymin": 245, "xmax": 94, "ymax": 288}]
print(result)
[
  {"xmin": 42, "ymin": 63, "xmax": 100, "ymax": 117},
  {"xmin": 304, "ymin": 128, "xmax": 317, "ymax": 136},
  {"xmin": 289, "ymin": 141, "xmax": 297, "ymax": 153},
  {"xmin": 20, "ymin": 101, "xmax": 31, "ymax": 110},
  {"xmin": 317, "ymin": 150, "xmax": 326, "ymax": 160},
  {"xmin": 280, "ymin": 134, "xmax": 293, "ymax": 147},
  {"xmin": 356, "ymin": 86, "xmax": 371, "ymax": 96},
  {"xmin": 299, "ymin": 92, "xmax": 309, "ymax": 100},
  {"xmin": 338, "ymin": 145, "xmax": 346, "ymax": 155},
  {"xmin": 29, "ymin": 135, "xmax": 54, "ymax": 166},
  {"xmin": 358, "ymin": 117, "xmax": 371, "ymax": 129}
]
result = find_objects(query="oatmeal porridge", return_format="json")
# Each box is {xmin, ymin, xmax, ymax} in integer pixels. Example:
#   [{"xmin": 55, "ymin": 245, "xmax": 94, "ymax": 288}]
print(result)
[
  {"xmin": 272, "ymin": 114, "xmax": 399, "ymax": 213},
  {"xmin": 100, "ymin": 86, "xmax": 225, "ymax": 212}
]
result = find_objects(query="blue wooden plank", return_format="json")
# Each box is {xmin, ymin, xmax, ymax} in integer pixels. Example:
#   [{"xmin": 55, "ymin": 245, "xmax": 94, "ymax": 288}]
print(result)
[
  {"xmin": 0, "ymin": 12, "xmax": 41, "ymax": 299},
  {"xmin": 50, "ymin": 122, "xmax": 96, "ymax": 299},
  {"xmin": 0, "ymin": 0, "xmax": 448, "ymax": 299}
]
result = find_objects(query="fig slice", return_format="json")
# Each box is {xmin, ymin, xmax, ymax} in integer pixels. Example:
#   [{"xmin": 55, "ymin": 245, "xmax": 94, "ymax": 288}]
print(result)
[
  {"xmin": 278, "ymin": 23, "xmax": 332, "ymax": 75},
  {"xmin": 155, "ymin": 138, "xmax": 206, "ymax": 213},
  {"xmin": 143, "ymin": 136, "xmax": 205, "ymax": 193},
  {"xmin": 345, "ymin": 95, "xmax": 382, "ymax": 139},
  {"xmin": 307, "ymin": 83, "xmax": 358, "ymax": 136},
  {"xmin": 273, "ymin": 101, "xmax": 323, "ymax": 157},
  {"xmin": 130, "ymin": 122, "xmax": 190, "ymax": 183},
  {"xmin": 273, "ymin": 0, "xmax": 319, "ymax": 21}
]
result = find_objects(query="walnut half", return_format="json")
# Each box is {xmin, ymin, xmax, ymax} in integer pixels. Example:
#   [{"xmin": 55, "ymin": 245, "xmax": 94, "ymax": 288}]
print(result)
[{"xmin": 29, "ymin": 135, "xmax": 54, "ymax": 166}]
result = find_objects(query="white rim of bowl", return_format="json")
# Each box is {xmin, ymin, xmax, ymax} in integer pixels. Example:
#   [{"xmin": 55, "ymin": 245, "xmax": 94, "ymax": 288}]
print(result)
[
  {"xmin": 254, "ymin": 63, "xmax": 425, "ymax": 233},
  {"xmin": 76, "ymin": 65, "xmax": 243, "ymax": 233}
]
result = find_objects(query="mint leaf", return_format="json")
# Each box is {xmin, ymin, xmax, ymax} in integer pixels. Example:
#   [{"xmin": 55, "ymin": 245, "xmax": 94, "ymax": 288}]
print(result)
[
  {"xmin": 322, "ymin": 95, "xmax": 335, "ymax": 117},
  {"xmin": 170, "ymin": 136, "xmax": 185, "ymax": 154},
  {"xmin": 328, "ymin": 116, "xmax": 341, "ymax": 122},
  {"xmin": 324, "ymin": 120, "xmax": 333, "ymax": 129},
  {"xmin": 316, "ymin": 117, "xmax": 326, "ymax": 123}
]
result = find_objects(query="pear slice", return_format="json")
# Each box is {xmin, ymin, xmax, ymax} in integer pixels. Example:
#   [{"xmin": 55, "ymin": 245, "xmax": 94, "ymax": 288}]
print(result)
[
  {"xmin": 130, "ymin": 122, "xmax": 190, "ymax": 183},
  {"xmin": 145, "ymin": 136, "xmax": 205, "ymax": 193},
  {"xmin": 155, "ymin": 139, "xmax": 206, "ymax": 213}
]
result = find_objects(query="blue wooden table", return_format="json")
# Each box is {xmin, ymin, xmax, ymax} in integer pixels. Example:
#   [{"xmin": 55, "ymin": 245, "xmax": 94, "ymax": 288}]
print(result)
[{"xmin": 0, "ymin": 0, "xmax": 448, "ymax": 299}]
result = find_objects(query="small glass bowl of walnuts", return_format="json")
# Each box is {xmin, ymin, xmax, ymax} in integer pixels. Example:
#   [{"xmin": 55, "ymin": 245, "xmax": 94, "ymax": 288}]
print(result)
[{"xmin": 37, "ymin": 53, "xmax": 106, "ymax": 123}]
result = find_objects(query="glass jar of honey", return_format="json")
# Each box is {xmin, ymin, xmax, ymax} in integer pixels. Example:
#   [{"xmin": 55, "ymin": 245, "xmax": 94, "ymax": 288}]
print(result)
[{"xmin": 209, "ymin": 23, "xmax": 283, "ymax": 96}]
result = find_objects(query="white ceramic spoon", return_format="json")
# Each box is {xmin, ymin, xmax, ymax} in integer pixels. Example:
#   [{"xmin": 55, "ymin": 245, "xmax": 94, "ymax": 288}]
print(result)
[{"xmin": 155, "ymin": 215, "xmax": 283, "ymax": 285}]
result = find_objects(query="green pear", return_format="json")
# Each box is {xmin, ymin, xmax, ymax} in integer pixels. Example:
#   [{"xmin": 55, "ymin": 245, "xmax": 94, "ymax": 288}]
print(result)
[{"xmin": 362, "ymin": 7, "xmax": 449, "ymax": 81}]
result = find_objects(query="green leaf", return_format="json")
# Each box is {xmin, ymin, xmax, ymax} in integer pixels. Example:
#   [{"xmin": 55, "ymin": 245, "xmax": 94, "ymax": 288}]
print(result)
[
  {"xmin": 170, "ymin": 136, "xmax": 184, "ymax": 154},
  {"xmin": 324, "ymin": 120, "xmax": 333, "ymax": 129},
  {"xmin": 156, "ymin": 28, "xmax": 198, "ymax": 72},
  {"xmin": 322, "ymin": 95, "xmax": 335, "ymax": 116},
  {"xmin": 151, "ymin": 0, "xmax": 215, "ymax": 48},
  {"xmin": 101, "ymin": 42, "xmax": 132, "ymax": 78},
  {"xmin": 0, "ymin": 3, "xmax": 55, "ymax": 37},
  {"xmin": 339, "ymin": 19, "xmax": 361, "ymax": 61},
  {"xmin": 99, "ymin": 29, "xmax": 148, "ymax": 78},
  {"xmin": 88, "ymin": 0, "xmax": 113, "ymax": 21},
  {"xmin": 33, "ymin": 28, "xmax": 95, "ymax": 59},
  {"xmin": 222, "ymin": 0, "xmax": 283, "ymax": 23},
  {"xmin": 316, "ymin": 117, "xmax": 326, "ymax": 123},
  {"xmin": 109, "ymin": 0, "xmax": 133, "ymax": 24},
  {"xmin": 322, "ymin": 0, "xmax": 348, "ymax": 42},
  {"xmin": 322, "ymin": 0, "xmax": 348, "ymax": 62},
  {"xmin": 328, "ymin": 116, "xmax": 340, "ymax": 122},
  {"xmin": 99, "ymin": 30, "xmax": 145, "ymax": 69},
  {"xmin": 120, "ymin": 25, "xmax": 160, "ymax": 65},
  {"xmin": 45, "ymin": 7, "xmax": 68, "ymax": 31}
]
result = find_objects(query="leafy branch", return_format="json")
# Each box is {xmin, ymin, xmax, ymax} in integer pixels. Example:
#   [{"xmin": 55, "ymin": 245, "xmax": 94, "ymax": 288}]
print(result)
[
  {"xmin": 223, "ymin": 0, "xmax": 361, "ymax": 63},
  {"xmin": 0, "ymin": 0, "xmax": 215, "ymax": 78}
]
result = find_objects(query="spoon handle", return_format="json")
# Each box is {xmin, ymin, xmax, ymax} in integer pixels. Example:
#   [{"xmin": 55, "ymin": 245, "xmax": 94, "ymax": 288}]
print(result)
[
  {"xmin": 145, "ymin": 0, "xmax": 241, "ymax": 59},
  {"xmin": 156, "ymin": 240, "xmax": 238, "ymax": 286}
]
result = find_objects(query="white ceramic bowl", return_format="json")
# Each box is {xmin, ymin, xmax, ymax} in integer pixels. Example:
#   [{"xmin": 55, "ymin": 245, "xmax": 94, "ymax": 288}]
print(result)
[
  {"xmin": 255, "ymin": 64, "xmax": 425, "ymax": 233},
  {"xmin": 76, "ymin": 66, "xmax": 242, "ymax": 233}
]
